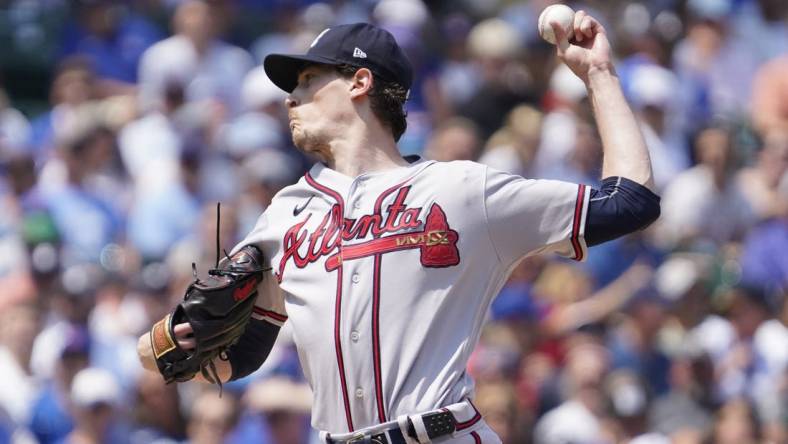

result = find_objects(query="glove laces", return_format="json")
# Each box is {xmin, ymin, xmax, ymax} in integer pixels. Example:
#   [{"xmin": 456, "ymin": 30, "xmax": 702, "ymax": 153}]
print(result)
[{"xmin": 193, "ymin": 202, "xmax": 270, "ymax": 394}]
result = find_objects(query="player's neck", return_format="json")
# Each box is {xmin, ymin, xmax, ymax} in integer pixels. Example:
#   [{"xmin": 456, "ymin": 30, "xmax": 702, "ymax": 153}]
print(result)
[{"xmin": 324, "ymin": 122, "xmax": 407, "ymax": 178}]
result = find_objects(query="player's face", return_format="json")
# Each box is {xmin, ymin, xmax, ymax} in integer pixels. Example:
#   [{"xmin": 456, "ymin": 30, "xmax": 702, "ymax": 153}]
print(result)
[{"xmin": 286, "ymin": 65, "xmax": 354, "ymax": 157}]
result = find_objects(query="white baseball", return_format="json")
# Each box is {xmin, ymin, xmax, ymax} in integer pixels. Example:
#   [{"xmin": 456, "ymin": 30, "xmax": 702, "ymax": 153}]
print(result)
[{"xmin": 538, "ymin": 4, "xmax": 575, "ymax": 45}]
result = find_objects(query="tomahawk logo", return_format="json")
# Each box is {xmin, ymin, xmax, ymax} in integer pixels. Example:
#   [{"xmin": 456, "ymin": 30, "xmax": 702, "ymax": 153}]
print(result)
[{"xmin": 276, "ymin": 186, "xmax": 460, "ymax": 281}]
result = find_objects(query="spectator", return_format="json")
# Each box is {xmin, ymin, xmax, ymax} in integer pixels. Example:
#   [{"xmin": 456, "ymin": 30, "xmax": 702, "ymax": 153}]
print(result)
[
  {"xmin": 58, "ymin": 0, "xmax": 163, "ymax": 85},
  {"xmin": 458, "ymin": 18, "xmax": 536, "ymax": 138},
  {"xmin": 627, "ymin": 63, "xmax": 690, "ymax": 190},
  {"xmin": 541, "ymin": 119, "xmax": 603, "ymax": 185},
  {"xmin": 479, "ymin": 105, "xmax": 543, "ymax": 177},
  {"xmin": 241, "ymin": 377, "xmax": 312, "ymax": 444},
  {"xmin": 713, "ymin": 286, "xmax": 786, "ymax": 441},
  {"xmin": 656, "ymin": 125, "xmax": 754, "ymax": 249},
  {"xmin": 739, "ymin": 216, "xmax": 788, "ymax": 296},
  {"xmin": 533, "ymin": 338, "xmax": 612, "ymax": 444},
  {"xmin": 28, "ymin": 58, "xmax": 96, "ymax": 159},
  {"xmin": 606, "ymin": 370, "xmax": 655, "ymax": 442},
  {"xmin": 129, "ymin": 371, "xmax": 185, "ymax": 444},
  {"xmin": 542, "ymin": 261, "xmax": 655, "ymax": 336},
  {"xmin": 0, "ymin": 88, "xmax": 31, "ymax": 155},
  {"xmin": 672, "ymin": 0, "xmax": 760, "ymax": 125},
  {"xmin": 731, "ymin": 0, "xmax": 788, "ymax": 64},
  {"xmin": 432, "ymin": 14, "xmax": 478, "ymax": 119},
  {"xmin": 648, "ymin": 349, "xmax": 714, "ymax": 440},
  {"xmin": 118, "ymin": 78, "xmax": 187, "ymax": 189},
  {"xmin": 137, "ymin": 0, "xmax": 254, "ymax": 115},
  {"xmin": 126, "ymin": 150, "xmax": 201, "ymax": 262},
  {"xmin": 217, "ymin": 67, "xmax": 288, "ymax": 159},
  {"xmin": 710, "ymin": 398, "xmax": 762, "ymax": 444},
  {"xmin": 533, "ymin": 63, "xmax": 589, "ymax": 176},
  {"xmin": 236, "ymin": 149, "xmax": 302, "ymax": 234},
  {"xmin": 62, "ymin": 367, "xmax": 127, "ymax": 444},
  {"xmin": 249, "ymin": 4, "xmax": 310, "ymax": 65},
  {"xmin": 28, "ymin": 325, "xmax": 90, "ymax": 444},
  {"xmin": 607, "ymin": 289, "xmax": 672, "ymax": 397},
  {"xmin": 0, "ymin": 154, "xmax": 37, "ymax": 310},
  {"xmin": 736, "ymin": 129, "xmax": 788, "ymax": 220},
  {"xmin": 185, "ymin": 389, "xmax": 240, "ymax": 444},
  {"xmin": 474, "ymin": 380, "xmax": 520, "ymax": 443},
  {"xmin": 41, "ymin": 123, "xmax": 125, "ymax": 263},
  {"xmin": 423, "ymin": 117, "xmax": 481, "ymax": 162},
  {"xmin": 88, "ymin": 275, "xmax": 146, "ymax": 389},
  {"xmin": 30, "ymin": 270, "xmax": 98, "ymax": 381},
  {"xmin": 0, "ymin": 303, "xmax": 41, "ymax": 427},
  {"xmin": 751, "ymin": 54, "xmax": 788, "ymax": 135}
]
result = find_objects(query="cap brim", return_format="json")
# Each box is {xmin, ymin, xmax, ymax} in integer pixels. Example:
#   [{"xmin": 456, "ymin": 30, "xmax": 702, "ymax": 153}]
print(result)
[{"xmin": 264, "ymin": 53, "xmax": 341, "ymax": 93}]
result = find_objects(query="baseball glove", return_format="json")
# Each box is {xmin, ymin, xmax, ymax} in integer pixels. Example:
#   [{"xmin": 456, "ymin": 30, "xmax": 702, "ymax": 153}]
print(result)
[{"xmin": 149, "ymin": 245, "xmax": 267, "ymax": 385}]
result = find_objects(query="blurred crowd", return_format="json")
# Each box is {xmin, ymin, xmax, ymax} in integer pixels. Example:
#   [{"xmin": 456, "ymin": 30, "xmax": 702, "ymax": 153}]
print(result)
[{"xmin": 0, "ymin": 0, "xmax": 786, "ymax": 443}]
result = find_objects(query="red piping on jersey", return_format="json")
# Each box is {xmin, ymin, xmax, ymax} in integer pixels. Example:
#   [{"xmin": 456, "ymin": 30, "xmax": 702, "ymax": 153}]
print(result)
[
  {"xmin": 252, "ymin": 307, "xmax": 288, "ymax": 323},
  {"xmin": 371, "ymin": 254, "xmax": 386, "ymax": 423},
  {"xmin": 471, "ymin": 431, "xmax": 482, "ymax": 443},
  {"xmin": 455, "ymin": 400, "xmax": 482, "ymax": 431},
  {"xmin": 305, "ymin": 172, "xmax": 355, "ymax": 432},
  {"xmin": 570, "ymin": 184, "xmax": 586, "ymax": 261},
  {"xmin": 333, "ymin": 266, "xmax": 354, "ymax": 431},
  {"xmin": 369, "ymin": 182, "xmax": 409, "ymax": 424}
]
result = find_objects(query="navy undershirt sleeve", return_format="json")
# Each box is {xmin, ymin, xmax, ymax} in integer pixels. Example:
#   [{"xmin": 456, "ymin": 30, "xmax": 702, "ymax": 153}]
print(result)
[
  {"xmin": 226, "ymin": 318, "xmax": 280, "ymax": 381},
  {"xmin": 585, "ymin": 176, "xmax": 661, "ymax": 247}
]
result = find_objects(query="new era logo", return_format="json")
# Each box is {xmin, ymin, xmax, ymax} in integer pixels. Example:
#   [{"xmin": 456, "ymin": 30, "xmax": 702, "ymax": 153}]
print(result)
[{"xmin": 353, "ymin": 47, "xmax": 367, "ymax": 59}]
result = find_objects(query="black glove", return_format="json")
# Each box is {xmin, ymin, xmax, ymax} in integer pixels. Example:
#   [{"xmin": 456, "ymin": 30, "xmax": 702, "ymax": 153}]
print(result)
[{"xmin": 149, "ymin": 245, "xmax": 266, "ymax": 384}]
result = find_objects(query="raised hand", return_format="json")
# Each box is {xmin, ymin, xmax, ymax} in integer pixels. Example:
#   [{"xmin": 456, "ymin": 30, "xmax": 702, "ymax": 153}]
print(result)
[{"xmin": 551, "ymin": 10, "xmax": 613, "ymax": 84}]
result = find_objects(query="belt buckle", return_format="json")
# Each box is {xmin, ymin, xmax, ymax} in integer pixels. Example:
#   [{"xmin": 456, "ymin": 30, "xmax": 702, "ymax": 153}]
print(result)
[{"xmin": 347, "ymin": 432, "xmax": 367, "ymax": 444}]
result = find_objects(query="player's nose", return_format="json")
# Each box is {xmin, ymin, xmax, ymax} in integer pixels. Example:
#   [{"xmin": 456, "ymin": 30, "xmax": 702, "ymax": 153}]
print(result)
[{"xmin": 285, "ymin": 94, "xmax": 299, "ymax": 108}]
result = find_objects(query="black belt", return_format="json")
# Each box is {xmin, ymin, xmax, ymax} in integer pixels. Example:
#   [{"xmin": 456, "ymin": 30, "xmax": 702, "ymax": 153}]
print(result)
[{"xmin": 327, "ymin": 410, "xmax": 457, "ymax": 444}]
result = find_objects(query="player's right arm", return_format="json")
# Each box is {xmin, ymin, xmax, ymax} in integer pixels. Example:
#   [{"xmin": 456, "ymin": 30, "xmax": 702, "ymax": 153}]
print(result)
[
  {"xmin": 550, "ymin": 11, "xmax": 655, "ymax": 191},
  {"xmin": 485, "ymin": 12, "xmax": 661, "ymax": 265}
]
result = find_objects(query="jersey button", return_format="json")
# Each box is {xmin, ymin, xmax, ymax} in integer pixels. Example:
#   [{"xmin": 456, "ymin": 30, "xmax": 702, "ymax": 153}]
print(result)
[
  {"xmin": 352, "ymin": 274, "xmax": 360, "ymax": 283},
  {"xmin": 350, "ymin": 331, "xmax": 360, "ymax": 342},
  {"xmin": 353, "ymin": 200, "xmax": 361, "ymax": 209},
  {"xmin": 355, "ymin": 388, "xmax": 364, "ymax": 398}
]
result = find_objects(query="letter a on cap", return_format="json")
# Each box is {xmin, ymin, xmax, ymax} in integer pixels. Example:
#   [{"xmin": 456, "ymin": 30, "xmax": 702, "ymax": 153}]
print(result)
[
  {"xmin": 311, "ymin": 28, "xmax": 330, "ymax": 48},
  {"xmin": 353, "ymin": 47, "xmax": 367, "ymax": 58}
]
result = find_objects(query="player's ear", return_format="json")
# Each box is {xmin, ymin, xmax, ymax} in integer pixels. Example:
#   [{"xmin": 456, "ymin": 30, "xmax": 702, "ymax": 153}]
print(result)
[{"xmin": 349, "ymin": 67, "xmax": 373, "ymax": 99}]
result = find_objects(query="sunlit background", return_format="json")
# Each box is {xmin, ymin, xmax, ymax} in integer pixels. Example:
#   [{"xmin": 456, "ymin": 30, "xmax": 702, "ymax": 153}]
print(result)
[{"xmin": 0, "ymin": 0, "xmax": 786, "ymax": 443}]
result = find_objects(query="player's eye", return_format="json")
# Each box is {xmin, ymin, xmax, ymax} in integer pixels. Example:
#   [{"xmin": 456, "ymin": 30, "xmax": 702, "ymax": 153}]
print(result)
[{"xmin": 300, "ymin": 74, "xmax": 314, "ymax": 88}]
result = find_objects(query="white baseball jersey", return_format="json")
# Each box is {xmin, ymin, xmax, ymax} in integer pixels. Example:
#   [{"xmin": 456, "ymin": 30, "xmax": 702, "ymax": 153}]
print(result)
[{"xmin": 234, "ymin": 157, "xmax": 590, "ymax": 436}]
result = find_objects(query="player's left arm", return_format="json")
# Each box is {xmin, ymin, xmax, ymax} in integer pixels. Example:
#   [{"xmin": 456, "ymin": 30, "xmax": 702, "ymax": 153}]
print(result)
[
  {"xmin": 138, "ymin": 303, "xmax": 282, "ymax": 384},
  {"xmin": 222, "ymin": 261, "xmax": 288, "ymax": 382},
  {"xmin": 137, "ymin": 319, "xmax": 280, "ymax": 384},
  {"xmin": 138, "ymin": 243, "xmax": 286, "ymax": 384},
  {"xmin": 550, "ymin": 12, "xmax": 660, "ymax": 245}
]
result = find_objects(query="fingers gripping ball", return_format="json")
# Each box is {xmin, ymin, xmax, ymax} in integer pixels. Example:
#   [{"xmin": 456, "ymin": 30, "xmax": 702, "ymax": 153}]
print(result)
[
  {"xmin": 538, "ymin": 4, "xmax": 575, "ymax": 44},
  {"xmin": 149, "ymin": 245, "xmax": 267, "ymax": 384}
]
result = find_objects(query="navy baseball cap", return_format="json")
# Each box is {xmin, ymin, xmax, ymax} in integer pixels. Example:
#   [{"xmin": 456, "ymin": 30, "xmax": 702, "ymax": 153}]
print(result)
[{"xmin": 264, "ymin": 23, "xmax": 413, "ymax": 94}]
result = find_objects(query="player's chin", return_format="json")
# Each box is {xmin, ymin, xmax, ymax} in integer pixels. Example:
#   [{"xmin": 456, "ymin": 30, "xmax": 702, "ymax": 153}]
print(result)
[
  {"xmin": 292, "ymin": 129, "xmax": 322, "ymax": 154},
  {"xmin": 291, "ymin": 129, "xmax": 307, "ymax": 152}
]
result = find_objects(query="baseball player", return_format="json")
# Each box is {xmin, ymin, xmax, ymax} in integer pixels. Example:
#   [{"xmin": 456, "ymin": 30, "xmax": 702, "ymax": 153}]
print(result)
[{"xmin": 139, "ymin": 13, "xmax": 660, "ymax": 444}]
